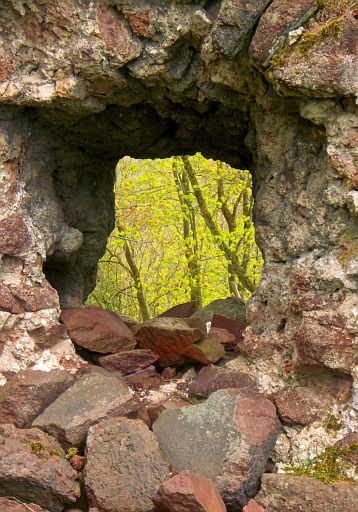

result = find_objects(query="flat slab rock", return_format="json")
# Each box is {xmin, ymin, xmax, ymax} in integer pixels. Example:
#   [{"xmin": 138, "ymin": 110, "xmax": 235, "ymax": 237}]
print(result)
[
  {"xmin": 33, "ymin": 370, "xmax": 141, "ymax": 447},
  {"xmin": 0, "ymin": 369, "xmax": 74, "ymax": 428},
  {"xmin": 153, "ymin": 387, "xmax": 279, "ymax": 511},
  {"xmin": 135, "ymin": 317, "xmax": 224, "ymax": 367},
  {"xmin": 188, "ymin": 364, "xmax": 257, "ymax": 398},
  {"xmin": 85, "ymin": 417, "xmax": 170, "ymax": 512},
  {"xmin": 0, "ymin": 424, "xmax": 80, "ymax": 512},
  {"xmin": 61, "ymin": 306, "xmax": 136, "ymax": 353},
  {"xmin": 272, "ymin": 387, "xmax": 327, "ymax": 425},
  {"xmin": 0, "ymin": 498, "xmax": 47, "ymax": 512},
  {"xmin": 152, "ymin": 470, "xmax": 227, "ymax": 512},
  {"xmin": 256, "ymin": 474, "xmax": 358, "ymax": 512},
  {"xmin": 99, "ymin": 348, "xmax": 158, "ymax": 375}
]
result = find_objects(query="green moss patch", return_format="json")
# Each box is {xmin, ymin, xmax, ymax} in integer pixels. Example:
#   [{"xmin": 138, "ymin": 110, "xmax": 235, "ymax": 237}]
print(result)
[
  {"xmin": 285, "ymin": 443, "xmax": 358, "ymax": 483},
  {"xmin": 295, "ymin": 17, "xmax": 344, "ymax": 58}
]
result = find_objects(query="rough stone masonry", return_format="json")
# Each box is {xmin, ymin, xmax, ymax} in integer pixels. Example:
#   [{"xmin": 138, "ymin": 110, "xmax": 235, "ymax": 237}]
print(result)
[{"xmin": 0, "ymin": 0, "xmax": 357, "ymax": 442}]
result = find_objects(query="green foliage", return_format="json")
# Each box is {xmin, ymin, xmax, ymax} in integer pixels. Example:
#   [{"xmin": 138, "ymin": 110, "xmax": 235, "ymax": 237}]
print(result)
[
  {"xmin": 87, "ymin": 154, "xmax": 263, "ymax": 320},
  {"xmin": 285, "ymin": 444, "xmax": 358, "ymax": 483}
]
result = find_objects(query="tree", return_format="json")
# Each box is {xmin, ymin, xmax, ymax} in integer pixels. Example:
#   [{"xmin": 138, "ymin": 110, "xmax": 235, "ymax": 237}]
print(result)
[
  {"xmin": 86, "ymin": 154, "xmax": 263, "ymax": 319},
  {"xmin": 181, "ymin": 156, "xmax": 258, "ymax": 299},
  {"xmin": 172, "ymin": 157, "xmax": 202, "ymax": 309}
]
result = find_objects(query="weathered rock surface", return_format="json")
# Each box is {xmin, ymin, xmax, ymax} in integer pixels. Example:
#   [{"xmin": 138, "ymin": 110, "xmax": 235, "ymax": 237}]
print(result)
[
  {"xmin": 124, "ymin": 365, "xmax": 162, "ymax": 390},
  {"xmin": 210, "ymin": 314, "xmax": 247, "ymax": 348},
  {"xmin": 135, "ymin": 318, "xmax": 224, "ymax": 367},
  {"xmin": 0, "ymin": 369, "xmax": 74, "ymax": 427},
  {"xmin": 272, "ymin": 387, "xmax": 327, "ymax": 425},
  {"xmin": 256, "ymin": 474, "xmax": 358, "ymax": 512},
  {"xmin": 33, "ymin": 370, "xmax": 140, "ymax": 447},
  {"xmin": 99, "ymin": 348, "xmax": 158, "ymax": 375},
  {"xmin": 243, "ymin": 499, "xmax": 265, "ymax": 512},
  {"xmin": 0, "ymin": 498, "xmax": 46, "ymax": 512},
  {"xmin": 153, "ymin": 388, "xmax": 279, "ymax": 510},
  {"xmin": 85, "ymin": 417, "xmax": 170, "ymax": 512},
  {"xmin": 61, "ymin": 307, "xmax": 136, "ymax": 353},
  {"xmin": 152, "ymin": 470, "xmax": 227, "ymax": 512},
  {"xmin": 0, "ymin": 0, "xmax": 357, "ymax": 464},
  {"xmin": 188, "ymin": 365, "xmax": 257, "ymax": 398},
  {"xmin": 0, "ymin": 424, "xmax": 80, "ymax": 512},
  {"xmin": 335, "ymin": 431, "xmax": 358, "ymax": 465}
]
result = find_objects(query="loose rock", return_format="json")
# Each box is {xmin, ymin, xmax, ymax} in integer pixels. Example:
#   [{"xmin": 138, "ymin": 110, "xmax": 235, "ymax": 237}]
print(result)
[
  {"xmin": 190, "ymin": 298, "xmax": 247, "ymax": 327},
  {"xmin": 135, "ymin": 318, "xmax": 223, "ymax": 367},
  {"xmin": 243, "ymin": 499, "xmax": 265, "ymax": 512},
  {"xmin": 153, "ymin": 388, "xmax": 279, "ymax": 510},
  {"xmin": 61, "ymin": 306, "xmax": 136, "ymax": 353},
  {"xmin": 85, "ymin": 417, "xmax": 170, "ymax": 512},
  {"xmin": 256, "ymin": 474, "xmax": 358, "ymax": 512},
  {"xmin": 188, "ymin": 365, "xmax": 257, "ymax": 398},
  {"xmin": 0, "ymin": 498, "xmax": 46, "ymax": 512},
  {"xmin": 0, "ymin": 369, "xmax": 74, "ymax": 428},
  {"xmin": 158, "ymin": 302, "xmax": 197, "ymax": 318},
  {"xmin": 272, "ymin": 387, "xmax": 327, "ymax": 425},
  {"xmin": 99, "ymin": 348, "xmax": 158, "ymax": 375},
  {"xmin": 33, "ymin": 370, "xmax": 141, "ymax": 447},
  {"xmin": 152, "ymin": 470, "xmax": 227, "ymax": 512},
  {"xmin": 0, "ymin": 424, "xmax": 80, "ymax": 512}
]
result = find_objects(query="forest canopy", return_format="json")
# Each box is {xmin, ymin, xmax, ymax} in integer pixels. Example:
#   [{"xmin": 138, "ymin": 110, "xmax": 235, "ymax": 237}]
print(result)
[{"xmin": 86, "ymin": 154, "xmax": 263, "ymax": 320}]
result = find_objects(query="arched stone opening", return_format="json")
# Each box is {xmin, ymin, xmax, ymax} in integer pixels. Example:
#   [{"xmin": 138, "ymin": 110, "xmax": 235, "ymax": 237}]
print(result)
[{"xmin": 0, "ymin": 0, "xmax": 357, "ymax": 468}]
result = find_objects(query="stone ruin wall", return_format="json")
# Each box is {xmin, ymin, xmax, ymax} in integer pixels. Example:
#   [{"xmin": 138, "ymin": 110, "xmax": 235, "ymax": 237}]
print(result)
[{"xmin": 0, "ymin": 0, "xmax": 357, "ymax": 450}]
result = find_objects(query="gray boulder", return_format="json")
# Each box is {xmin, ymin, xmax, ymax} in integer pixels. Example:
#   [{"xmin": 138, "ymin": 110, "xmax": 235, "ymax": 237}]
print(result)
[
  {"xmin": 33, "ymin": 370, "xmax": 141, "ymax": 447},
  {"xmin": 189, "ymin": 298, "xmax": 247, "ymax": 328},
  {"xmin": 153, "ymin": 388, "xmax": 279, "ymax": 511}
]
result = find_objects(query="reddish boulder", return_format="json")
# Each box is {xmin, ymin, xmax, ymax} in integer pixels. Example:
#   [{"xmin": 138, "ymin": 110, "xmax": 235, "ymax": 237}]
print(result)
[
  {"xmin": 85, "ymin": 418, "xmax": 170, "ymax": 512},
  {"xmin": 119, "ymin": 315, "xmax": 139, "ymax": 330},
  {"xmin": 0, "ymin": 498, "xmax": 46, "ymax": 512},
  {"xmin": 60, "ymin": 306, "xmax": 136, "ymax": 353},
  {"xmin": 211, "ymin": 314, "xmax": 247, "ymax": 345},
  {"xmin": 188, "ymin": 365, "xmax": 257, "ymax": 398},
  {"xmin": 152, "ymin": 470, "xmax": 227, "ymax": 512},
  {"xmin": 208, "ymin": 327, "xmax": 237, "ymax": 351},
  {"xmin": 99, "ymin": 348, "xmax": 158, "ymax": 375},
  {"xmin": 135, "ymin": 318, "xmax": 224, "ymax": 367},
  {"xmin": 124, "ymin": 365, "xmax": 163, "ymax": 390},
  {"xmin": 272, "ymin": 387, "xmax": 327, "ymax": 425},
  {"xmin": 0, "ymin": 424, "xmax": 80, "ymax": 512},
  {"xmin": 158, "ymin": 301, "xmax": 197, "ymax": 318},
  {"xmin": 243, "ymin": 499, "xmax": 265, "ymax": 512},
  {"xmin": 256, "ymin": 474, "xmax": 358, "ymax": 512},
  {"xmin": 0, "ymin": 369, "xmax": 74, "ymax": 428}
]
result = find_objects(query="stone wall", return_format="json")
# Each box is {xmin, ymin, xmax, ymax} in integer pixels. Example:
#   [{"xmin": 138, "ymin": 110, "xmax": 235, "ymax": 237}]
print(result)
[{"xmin": 0, "ymin": 0, "xmax": 357, "ymax": 433}]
